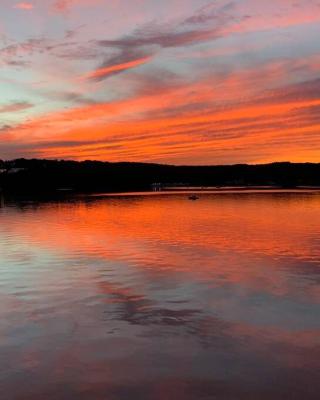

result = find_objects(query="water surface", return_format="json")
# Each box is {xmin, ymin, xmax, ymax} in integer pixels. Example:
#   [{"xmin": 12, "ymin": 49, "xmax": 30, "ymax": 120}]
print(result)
[{"xmin": 1, "ymin": 192, "xmax": 320, "ymax": 399}]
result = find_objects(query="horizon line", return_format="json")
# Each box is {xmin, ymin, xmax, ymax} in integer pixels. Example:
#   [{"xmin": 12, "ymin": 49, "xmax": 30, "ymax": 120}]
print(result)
[{"xmin": 1, "ymin": 158, "xmax": 320, "ymax": 168}]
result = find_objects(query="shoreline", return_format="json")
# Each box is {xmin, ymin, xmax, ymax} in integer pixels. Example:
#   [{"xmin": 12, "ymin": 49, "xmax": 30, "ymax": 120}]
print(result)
[{"xmin": 84, "ymin": 187, "xmax": 320, "ymax": 198}]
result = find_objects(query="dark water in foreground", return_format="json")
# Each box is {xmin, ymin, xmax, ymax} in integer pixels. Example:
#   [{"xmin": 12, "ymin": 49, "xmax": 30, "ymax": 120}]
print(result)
[{"xmin": 0, "ymin": 192, "xmax": 320, "ymax": 400}]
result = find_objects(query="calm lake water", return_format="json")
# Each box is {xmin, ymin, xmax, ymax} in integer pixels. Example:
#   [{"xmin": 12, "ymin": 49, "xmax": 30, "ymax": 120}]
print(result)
[{"xmin": 1, "ymin": 192, "xmax": 320, "ymax": 399}]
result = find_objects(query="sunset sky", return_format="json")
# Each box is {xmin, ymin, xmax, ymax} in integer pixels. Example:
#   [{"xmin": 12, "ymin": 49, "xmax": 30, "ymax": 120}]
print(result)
[{"xmin": 1, "ymin": 0, "xmax": 320, "ymax": 164}]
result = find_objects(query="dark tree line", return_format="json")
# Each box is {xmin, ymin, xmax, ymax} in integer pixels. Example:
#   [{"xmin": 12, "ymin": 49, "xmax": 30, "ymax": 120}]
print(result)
[{"xmin": 0, "ymin": 158, "xmax": 320, "ymax": 194}]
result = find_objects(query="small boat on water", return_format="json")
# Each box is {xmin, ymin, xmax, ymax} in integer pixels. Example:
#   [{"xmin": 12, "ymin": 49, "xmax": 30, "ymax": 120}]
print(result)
[{"xmin": 188, "ymin": 195, "xmax": 199, "ymax": 200}]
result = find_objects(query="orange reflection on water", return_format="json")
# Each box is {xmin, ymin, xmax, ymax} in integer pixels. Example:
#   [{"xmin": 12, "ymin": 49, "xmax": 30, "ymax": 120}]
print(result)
[
  {"xmin": 0, "ymin": 192, "xmax": 320, "ymax": 400},
  {"xmin": 2, "ymin": 192, "xmax": 320, "ymax": 298}
]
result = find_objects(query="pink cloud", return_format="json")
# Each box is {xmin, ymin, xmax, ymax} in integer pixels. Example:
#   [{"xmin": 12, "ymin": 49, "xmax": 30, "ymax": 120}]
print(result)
[
  {"xmin": 52, "ymin": 0, "xmax": 102, "ymax": 13},
  {"xmin": 0, "ymin": 101, "xmax": 33, "ymax": 114},
  {"xmin": 13, "ymin": 2, "xmax": 34, "ymax": 10}
]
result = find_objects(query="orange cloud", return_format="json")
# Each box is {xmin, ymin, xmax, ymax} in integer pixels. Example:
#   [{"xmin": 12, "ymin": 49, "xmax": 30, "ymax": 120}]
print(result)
[
  {"xmin": 4, "ymin": 91, "xmax": 320, "ymax": 163},
  {"xmin": 2, "ymin": 54, "xmax": 320, "ymax": 164},
  {"xmin": 81, "ymin": 56, "xmax": 152, "ymax": 81}
]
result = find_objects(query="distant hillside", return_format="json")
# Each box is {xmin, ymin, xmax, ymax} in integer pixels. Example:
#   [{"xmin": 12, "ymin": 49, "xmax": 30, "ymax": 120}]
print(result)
[{"xmin": 1, "ymin": 158, "xmax": 320, "ymax": 194}]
